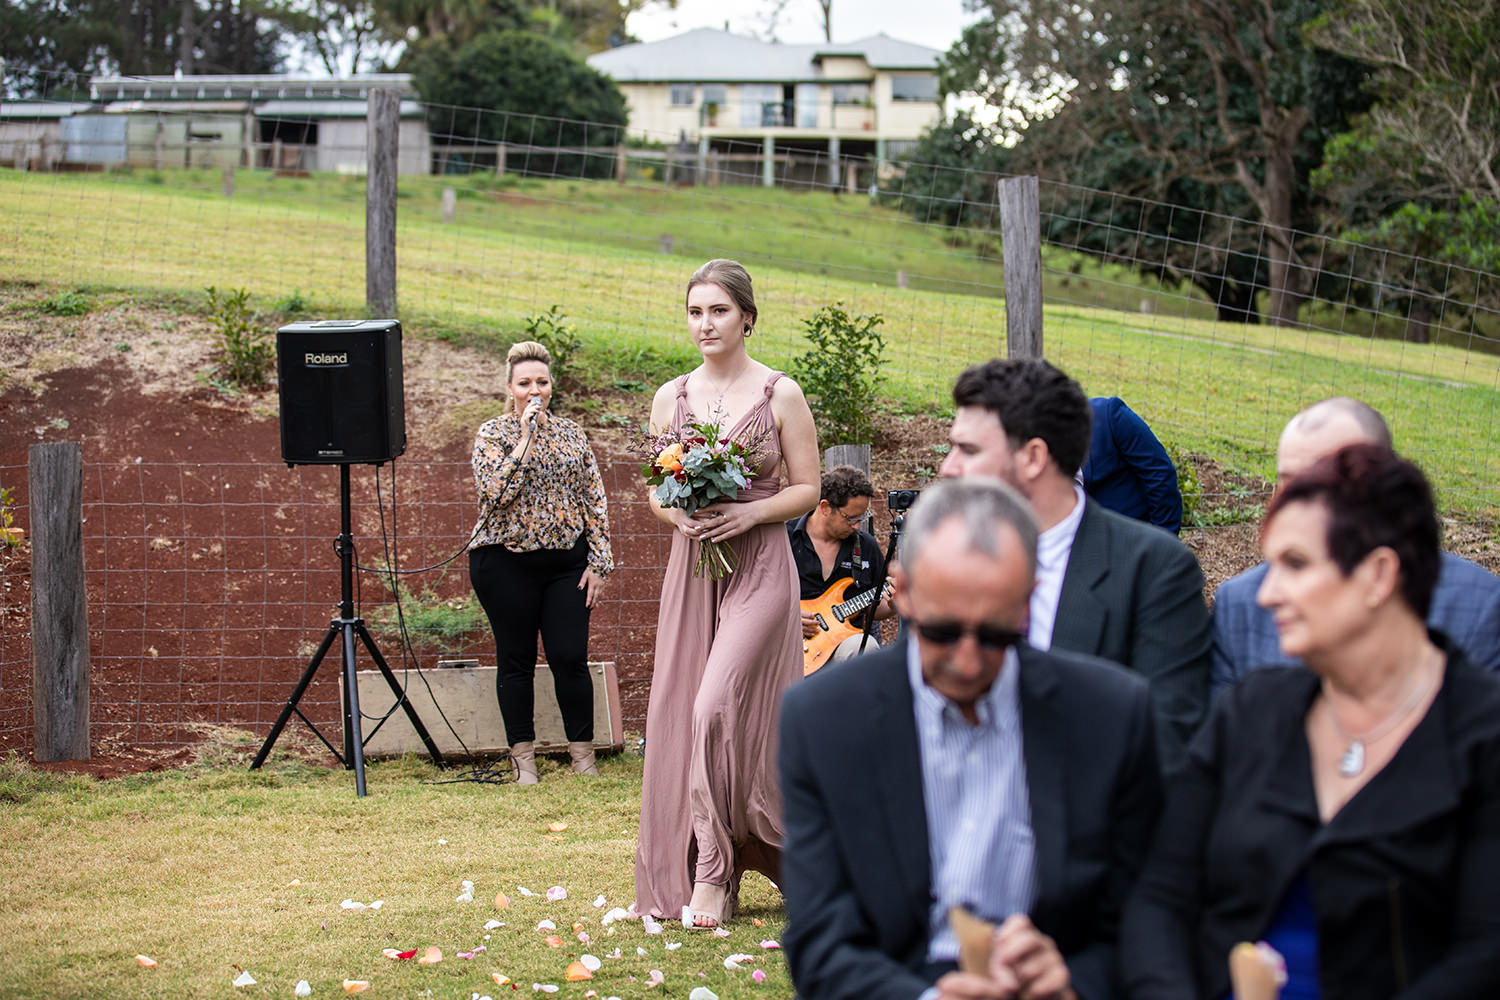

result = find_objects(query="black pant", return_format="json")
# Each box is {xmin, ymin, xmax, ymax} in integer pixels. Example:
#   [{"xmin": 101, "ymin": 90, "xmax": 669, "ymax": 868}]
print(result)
[{"xmin": 469, "ymin": 536, "xmax": 593, "ymax": 745}]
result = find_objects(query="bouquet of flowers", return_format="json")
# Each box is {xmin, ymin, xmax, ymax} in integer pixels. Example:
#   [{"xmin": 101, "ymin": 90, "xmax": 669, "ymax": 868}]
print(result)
[{"xmin": 642, "ymin": 418, "xmax": 763, "ymax": 578}]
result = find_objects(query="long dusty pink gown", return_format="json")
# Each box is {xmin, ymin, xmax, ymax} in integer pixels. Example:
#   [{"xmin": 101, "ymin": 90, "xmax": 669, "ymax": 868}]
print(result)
[{"xmin": 633, "ymin": 371, "xmax": 804, "ymax": 920}]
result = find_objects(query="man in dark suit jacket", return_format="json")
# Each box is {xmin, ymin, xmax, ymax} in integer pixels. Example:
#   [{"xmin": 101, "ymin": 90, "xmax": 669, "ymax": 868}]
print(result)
[
  {"xmin": 781, "ymin": 479, "xmax": 1161, "ymax": 1000},
  {"xmin": 939, "ymin": 359, "xmax": 1211, "ymax": 773},
  {"xmin": 1212, "ymin": 396, "xmax": 1500, "ymax": 693},
  {"xmin": 1081, "ymin": 396, "xmax": 1182, "ymax": 534}
]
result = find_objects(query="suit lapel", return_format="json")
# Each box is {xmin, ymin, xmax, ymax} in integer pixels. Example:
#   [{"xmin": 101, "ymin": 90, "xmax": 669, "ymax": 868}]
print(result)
[
  {"xmin": 869, "ymin": 645, "xmax": 932, "ymax": 904},
  {"xmin": 1052, "ymin": 499, "xmax": 1109, "ymax": 656},
  {"xmin": 1017, "ymin": 647, "xmax": 1067, "ymax": 921}
]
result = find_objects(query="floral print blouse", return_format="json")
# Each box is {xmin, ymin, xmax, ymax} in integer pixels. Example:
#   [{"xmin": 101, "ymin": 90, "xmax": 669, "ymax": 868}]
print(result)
[{"xmin": 470, "ymin": 412, "xmax": 614, "ymax": 576}]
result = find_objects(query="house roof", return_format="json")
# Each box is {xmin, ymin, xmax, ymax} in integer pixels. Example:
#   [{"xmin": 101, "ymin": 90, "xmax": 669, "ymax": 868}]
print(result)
[{"xmin": 587, "ymin": 28, "xmax": 941, "ymax": 83}]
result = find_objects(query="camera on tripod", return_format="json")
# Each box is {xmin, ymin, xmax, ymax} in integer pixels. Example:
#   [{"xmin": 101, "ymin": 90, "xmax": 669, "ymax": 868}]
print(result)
[{"xmin": 887, "ymin": 488, "xmax": 921, "ymax": 513}]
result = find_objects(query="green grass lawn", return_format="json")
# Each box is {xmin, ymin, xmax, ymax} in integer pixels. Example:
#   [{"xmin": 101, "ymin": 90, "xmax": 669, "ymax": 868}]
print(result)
[
  {"xmin": 0, "ymin": 744, "xmax": 789, "ymax": 1000},
  {"xmin": 2, "ymin": 166, "xmax": 1497, "ymax": 517}
]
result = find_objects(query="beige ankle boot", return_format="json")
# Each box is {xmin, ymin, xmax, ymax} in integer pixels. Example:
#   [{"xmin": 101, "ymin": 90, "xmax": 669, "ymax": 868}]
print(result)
[
  {"xmin": 568, "ymin": 741, "xmax": 599, "ymax": 776},
  {"xmin": 510, "ymin": 742, "xmax": 539, "ymax": 785}
]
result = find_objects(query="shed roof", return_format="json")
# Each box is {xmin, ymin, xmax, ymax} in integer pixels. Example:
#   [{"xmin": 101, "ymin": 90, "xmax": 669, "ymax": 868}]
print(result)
[{"xmin": 587, "ymin": 28, "xmax": 940, "ymax": 83}]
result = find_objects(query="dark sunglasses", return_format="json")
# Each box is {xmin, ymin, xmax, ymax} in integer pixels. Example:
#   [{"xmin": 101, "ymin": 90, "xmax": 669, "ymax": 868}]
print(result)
[{"xmin": 909, "ymin": 619, "xmax": 1023, "ymax": 650}]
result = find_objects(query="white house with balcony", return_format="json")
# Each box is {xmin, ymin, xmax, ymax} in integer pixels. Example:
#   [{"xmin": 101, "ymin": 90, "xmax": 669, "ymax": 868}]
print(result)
[{"xmin": 587, "ymin": 28, "xmax": 944, "ymax": 188}]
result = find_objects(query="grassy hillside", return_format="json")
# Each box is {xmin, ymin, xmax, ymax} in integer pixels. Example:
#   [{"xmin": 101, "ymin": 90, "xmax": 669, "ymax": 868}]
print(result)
[{"xmin": 2, "ymin": 167, "xmax": 1497, "ymax": 516}]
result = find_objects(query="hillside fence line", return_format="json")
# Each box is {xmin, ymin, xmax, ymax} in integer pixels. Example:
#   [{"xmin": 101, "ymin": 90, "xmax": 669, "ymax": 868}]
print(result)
[{"xmin": 2, "ymin": 82, "xmax": 1497, "ymax": 764}]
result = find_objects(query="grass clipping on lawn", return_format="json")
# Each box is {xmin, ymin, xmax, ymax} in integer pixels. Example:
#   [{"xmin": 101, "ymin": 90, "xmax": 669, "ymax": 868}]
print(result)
[{"xmin": 0, "ymin": 742, "xmax": 789, "ymax": 999}]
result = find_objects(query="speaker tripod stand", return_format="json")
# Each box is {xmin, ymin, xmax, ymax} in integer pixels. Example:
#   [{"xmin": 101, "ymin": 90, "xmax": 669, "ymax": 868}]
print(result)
[{"xmin": 251, "ymin": 464, "xmax": 445, "ymax": 795}]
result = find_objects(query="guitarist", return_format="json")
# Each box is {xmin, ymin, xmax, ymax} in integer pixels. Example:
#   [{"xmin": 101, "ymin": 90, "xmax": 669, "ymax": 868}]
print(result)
[{"xmin": 785, "ymin": 466, "xmax": 895, "ymax": 664}]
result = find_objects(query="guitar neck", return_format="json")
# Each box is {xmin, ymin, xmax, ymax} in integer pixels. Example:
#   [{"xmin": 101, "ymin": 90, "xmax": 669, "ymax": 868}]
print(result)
[{"xmin": 833, "ymin": 585, "xmax": 882, "ymax": 619}]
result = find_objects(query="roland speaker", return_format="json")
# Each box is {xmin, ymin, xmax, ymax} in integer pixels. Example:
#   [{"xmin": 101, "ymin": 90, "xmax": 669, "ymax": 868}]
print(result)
[{"xmin": 277, "ymin": 319, "xmax": 406, "ymax": 465}]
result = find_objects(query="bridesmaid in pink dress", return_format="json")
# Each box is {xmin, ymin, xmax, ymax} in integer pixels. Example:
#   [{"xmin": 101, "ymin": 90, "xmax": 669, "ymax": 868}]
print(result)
[{"xmin": 634, "ymin": 259, "xmax": 820, "ymax": 930}]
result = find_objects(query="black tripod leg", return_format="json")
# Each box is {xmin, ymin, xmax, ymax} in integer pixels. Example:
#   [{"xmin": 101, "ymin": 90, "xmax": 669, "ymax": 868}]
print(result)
[
  {"xmin": 251, "ymin": 623, "xmax": 340, "ymax": 770},
  {"xmin": 355, "ymin": 622, "xmax": 448, "ymax": 768},
  {"xmin": 340, "ymin": 621, "xmax": 368, "ymax": 796}
]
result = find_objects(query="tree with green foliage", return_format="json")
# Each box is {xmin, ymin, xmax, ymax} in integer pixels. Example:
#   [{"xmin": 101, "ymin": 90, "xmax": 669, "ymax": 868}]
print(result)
[
  {"xmin": 790, "ymin": 302, "xmax": 886, "ymax": 447},
  {"xmin": 930, "ymin": 0, "xmax": 1371, "ymax": 326},
  {"xmin": 410, "ymin": 29, "xmax": 627, "ymax": 177},
  {"xmin": 1306, "ymin": 0, "xmax": 1500, "ymax": 340}
]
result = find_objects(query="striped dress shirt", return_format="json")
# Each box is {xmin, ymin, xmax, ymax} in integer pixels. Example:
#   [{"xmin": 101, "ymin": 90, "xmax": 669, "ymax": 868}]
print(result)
[{"xmin": 906, "ymin": 636, "xmax": 1037, "ymax": 965}]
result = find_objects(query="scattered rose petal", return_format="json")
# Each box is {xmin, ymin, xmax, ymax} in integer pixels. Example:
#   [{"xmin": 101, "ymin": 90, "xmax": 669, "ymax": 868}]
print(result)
[
  {"xmin": 636, "ymin": 947, "xmax": 647, "ymax": 957},
  {"xmin": 517, "ymin": 886, "xmax": 536, "ymax": 897},
  {"xmin": 339, "ymin": 900, "xmax": 366, "ymax": 911},
  {"xmin": 547, "ymin": 822, "xmax": 568, "ymax": 833},
  {"xmin": 592, "ymin": 895, "xmax": 606, "ymax": 908},
  {"xmin": 647, "ymin": 970, "xmax": 665, "ymax": 987},
  {"xmin": 580, "ymin": 954, "xmax": 602, "ymax": 972},
  {"xmin": 724, "ymin": 954, "xmax": 754, "ymax": 970},
  {"xmin": 689, "ymin": 988, "xmax": 719, "ymax": 1000},
  {"xmin": 233, "ymin": 971, "xmax": 257, "ymax": 987},
  {"xmin": 578, "ymin": 932, "xmax": 591, "ymax": 943},
  {"xmin": 601, "ymin": 907, "xmax": 630, "ymax": 926},
  {"xmin": 382, "ymin": 948, "xmax": 417, "ymax": 960},
  {"xmin": 438, "ymin": 839, "xmax": 448, "ymax": 845},
  {"xmin": 287, "ymin": 879, "xmax": 302, "ymax": 888},
  {"xmin": 485, "ymin": 919, "xmax": 503, "ymax": 930},
  {"xmin": 532, "ymin": 984, "xmax": 559, "ymax": 993},
  {"xmin": 572, "ymin": 923, "xmax": 585, "ymax": 933},
  {"xmin": 296, "ymin": 980, "xmax": 312, "ymax": 996},
  {"xmin": 368, "ymin": 901, "xmax": 383, "ymax": 910},
  {"xmin": 664, "ymin": 942, "xmax": 682, "ymax": 951},
  {"xmin": 751, "ymin": 970, "xmax": 767, "ymax": 983},
  {"xmin": 759, "ymin": 940, "xmax": 781, "ymax": 950},
  {"xmin": 545, "ymin": 936, "xmax": 565, "ymax": 948},
  {"xmin": 606, "ymin": 948, "xmax": 622, "ymax": 959},
  {"xmin": 546, "ymin": 886, "xmax": 568, "ymax": 902},
  {"xmin": 135, "ymin": 955, "xmax": 157, "ymax": 968},
  {"xmin": 712, "ymin": 927, "xmax": 731, "ymax": 938},
  {"xmin": 419, "ymin": 946, "xmax": 444, "ymax": 964},
  {"xmin": 343, "ymin": 980, "xmax": 369, "ymax": 994},
  {"xmin": 641, "ymin": 915, "xmax": 663, "ymax": 935},
  {"xmin": 566, "ymin": 962, "xmax": 593, "ymax": 981},
  {"xmin": 457, "ymin": 880, "xmax": 476, "ymax": 902},
  {"xmin": 492, "ymin": 973, "xmax": 512, "ymax": 986},
  {"xmin": 495, "ymin": 891, "xmax": 511, "ymax": 909},
  {"xmin": 585, "ymin": 992, "xmax": 598, "ymax": 999},
  {"xmin": 752, "ymin": 919, "xmax": 764, "ymax": 927},
  {"xmin": 536, "ymin": 920, "xmax": 557, "ymax": 931},
  {"xmin": 458, "ymin": 951, "xmax": 475, "ymax": 960}
]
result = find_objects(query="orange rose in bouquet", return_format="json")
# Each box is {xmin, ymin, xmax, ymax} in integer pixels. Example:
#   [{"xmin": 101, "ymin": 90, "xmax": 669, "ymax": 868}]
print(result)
[{"xmin": 642, "ymin": 419, "xmax": 764, "ymax": 578}]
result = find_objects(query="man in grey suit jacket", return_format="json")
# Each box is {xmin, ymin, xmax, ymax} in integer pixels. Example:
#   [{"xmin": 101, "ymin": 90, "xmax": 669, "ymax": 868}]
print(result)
[
  {"xmin": 1212, "ymin": 397, "xmax": 1500, "ymax": 693},
  {"xmin": 781, "ymin": 479, "xmax": 1160, "ymax": 1000},
  {"xmin": 939, "ymin": 359, "xmax": 1211, "ymax": 773}
]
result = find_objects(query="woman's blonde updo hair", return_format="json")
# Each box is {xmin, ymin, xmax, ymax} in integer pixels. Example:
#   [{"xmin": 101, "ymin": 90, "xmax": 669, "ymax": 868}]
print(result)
[
  {"xmin": 506, "ymin": 340, "xmax": 552, "ymax": 411},
  {"xmin": 686, "ymin": 259, "xmax": 758, "ymax": 334}
]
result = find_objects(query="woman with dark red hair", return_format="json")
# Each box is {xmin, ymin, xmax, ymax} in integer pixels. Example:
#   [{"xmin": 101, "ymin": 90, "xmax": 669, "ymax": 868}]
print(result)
[{"xmin": 1123, "ymin": 443, "xmax": 1500, "ymax": 998}]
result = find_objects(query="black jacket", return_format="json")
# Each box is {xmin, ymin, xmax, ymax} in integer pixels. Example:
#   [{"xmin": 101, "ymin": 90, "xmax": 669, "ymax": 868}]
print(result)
[{"xmin": 1121, "ymin": 635, "xmax": 1500, "ymax": 999}]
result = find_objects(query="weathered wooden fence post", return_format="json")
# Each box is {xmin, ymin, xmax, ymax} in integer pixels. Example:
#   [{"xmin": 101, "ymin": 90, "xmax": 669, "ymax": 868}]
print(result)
[
  {"xmin": 366, "ymin": 88, "xmax": 400, "ymax": 317},
  {"xmin": 997, "ymin": 176, "xmax": 1044, "ymax": 360},
  {"xmin": 30, "ymin": 442, "xmax": 90, "ymax": 762},
  {"xmin": 441, "ymin": 186, "xmax": 456, "ymax": 224},
  {"xmin": 823, "ymin": 445, "xmax": 871, "ymax": 476}
]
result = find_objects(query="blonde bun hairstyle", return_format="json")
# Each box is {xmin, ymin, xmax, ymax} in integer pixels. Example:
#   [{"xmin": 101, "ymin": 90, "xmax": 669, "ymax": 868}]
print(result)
[{"xmin": 505, "ymin": 340, "xmax": 553, "ymax": 413}]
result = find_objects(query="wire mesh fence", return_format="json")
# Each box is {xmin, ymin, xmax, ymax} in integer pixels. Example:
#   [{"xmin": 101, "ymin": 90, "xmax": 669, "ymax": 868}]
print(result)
[{"xmin": 2, "ymin": 71, "xmax": 1498, "ymax": 762}]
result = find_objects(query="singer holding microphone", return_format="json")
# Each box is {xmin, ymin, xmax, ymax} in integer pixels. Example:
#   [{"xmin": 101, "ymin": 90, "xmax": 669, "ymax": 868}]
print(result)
[{"xmin": 469, "ymin": 340, "xmax": 614, "ymax": 784}]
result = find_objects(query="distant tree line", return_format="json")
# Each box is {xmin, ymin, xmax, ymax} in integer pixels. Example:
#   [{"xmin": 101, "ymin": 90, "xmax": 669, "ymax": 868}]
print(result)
[{"xmin": 891, "ymin": 0, "xmax": 1500, "ymax": 335}]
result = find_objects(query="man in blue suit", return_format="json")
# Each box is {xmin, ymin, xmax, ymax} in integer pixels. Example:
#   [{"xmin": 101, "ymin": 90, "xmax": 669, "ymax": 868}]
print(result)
[
  {"xmin": 1082, "ymin": 397, "xmax": 1183, "ymax": 534},
  {"xmin": 1211, "ymin": 397, "xmax": 1500, "ymax": 694}
]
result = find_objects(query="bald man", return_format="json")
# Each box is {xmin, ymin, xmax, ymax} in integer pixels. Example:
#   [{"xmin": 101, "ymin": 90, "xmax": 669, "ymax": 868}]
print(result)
[{"xmin": 1210, "ymin": 397, "xmax": 1500, "ymax": 693}]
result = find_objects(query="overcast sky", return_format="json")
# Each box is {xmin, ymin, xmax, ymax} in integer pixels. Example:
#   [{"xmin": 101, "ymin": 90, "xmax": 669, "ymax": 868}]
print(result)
[{"xmin": 626, "ymin": 0, "xmax": 979, "ymax": 55}]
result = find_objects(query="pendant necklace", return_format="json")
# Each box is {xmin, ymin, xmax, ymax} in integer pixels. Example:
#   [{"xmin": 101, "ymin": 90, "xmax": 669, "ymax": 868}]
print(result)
[
  {"xmin": 702, "ymin": 361, "xmax": 751, "ymax": 416},
  {"xmin": 1326, "ymin": 649, "xmax": 1442, "ymax": 778}
]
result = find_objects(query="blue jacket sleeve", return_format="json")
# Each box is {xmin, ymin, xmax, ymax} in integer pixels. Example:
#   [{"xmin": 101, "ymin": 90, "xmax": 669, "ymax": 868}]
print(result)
[{"xmin": 1104, "ymin": 399, "xmax": 1183, "ymax": 534}]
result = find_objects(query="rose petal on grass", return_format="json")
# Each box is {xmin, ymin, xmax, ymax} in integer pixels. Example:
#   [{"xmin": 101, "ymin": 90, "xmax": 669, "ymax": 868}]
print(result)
[
  {"xmin": 689, "ymin": 988, "xmax": 720, "ymax": 1000},
  {"xmin": 233, "ymin": 971, "xmax": 257, "ymax": 987},
  {"xmin": 545, "ymin": 936, "xmax": 565, "ymax": 948},
  {"xmin": 759, "ymin": 940, "xmax": 781, "ymax": 950},
  {"xmin": 536, "ymin": 920, "xmax": 557, "ymax": 931},
  {"xmin": 382, "ymin": 948, "xmax": 417, "ymax": 960},
  {"xmin": 641, "ymin": 915, "xmax": 663, "ymax": 935},
  {"xmin": 339, "ymin": 900, "xmax": 366, "ymax": 910},
  {"xmin": 606, "ymin": 948, "xmax": 622, "ymax": 959},
  {"xmin": 135, "ymin": 955, "xmax": 157, "ymax": 968},
  {"xmin": 580, "ymin": 954, "xmax": 602, "ymax": 972},
  {"xmin": 546, "ymin": 886, "xmax": 567, "ymax": 901},
  {"xmin": 288, "ymin": 879, "xmax": 302, "ymax": 888},
  {"xmin": 547, "ymin": 822, "xmax": 568, "ymax": 833},
  {"xmin": 485, "ymin": 919, "xmax": 503, "ymax": 930},
  {"xmin": 724, "ymin": 954, "xmax": 755, "ymax": 970},
  {"xmin": 646, "ymin": 970, "xmax": 665, "ymax": 987},
  {"xmin": 419, "ymin": 946, "xmax": 444, "ymax": 964},
  {"xmin": 343, "ymin": 980, "xmax": 369, "ymax": 994},
  {"xmin": 566, "ymin": 962, "xmax": 594, "ymax": 981},
  {"xmin": 664, "ymin": 942, "xmax": 682, "ymax": 951},
  {"xmin": 636, "ymin": 947, "xmax": 647, "ymax": 956},
  {"xmin": 601, "ymin": 907, "xmax": 630, "ymax": 926},
  {"xmin": 712, "ymin": 927, "xmax": 731, "ymax": 938},
  {"xmin": 585, "ymin": 992, "xmax": 598, "ymax": 999},
  {"xmin": 495, "ymin": 891, "xmax": 511, "ymax": 909},
  {"xmin": 751, "ymin": 970, "xmax": 767, "ymax": 983},
  {"xmin": 592, "ymin": 895, "xmax": 606, "ymax": 908},
  {"xmin": 532, "ymin": 984, "xmax": 559, "ymax": 993},
  {"xmin": 492, "ymin": 973, "xmax": 512, "ymax": 987},
  {"xmin": 369, "ymin": 901, "xmax": 384, "ymax": 910},
  {"xmin": 517, "ymin": 886, "xmax": 536, "ymax": 897},
  {"xmin": 578, "ymin": 932, "xmax": 591, "ymax": 944},
  {"xmin": 458, "ymin": 951, "xmax": 475, "ymax": 960},
  {"xmin": 295, "ymin": 980, "xmax": 312, "ymax": 996}
]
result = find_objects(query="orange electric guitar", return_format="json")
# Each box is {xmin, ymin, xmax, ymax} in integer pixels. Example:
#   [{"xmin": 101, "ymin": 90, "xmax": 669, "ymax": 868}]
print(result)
[{"xmin": 802, "ymin": 577, "xmax": 891, "ymax": 675}]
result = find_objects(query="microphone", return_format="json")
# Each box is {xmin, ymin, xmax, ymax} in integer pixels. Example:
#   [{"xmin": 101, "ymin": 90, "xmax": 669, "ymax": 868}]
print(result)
[{"xmin": 527, "ymin": 392, "xmax": 541, "ymax": 433}]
